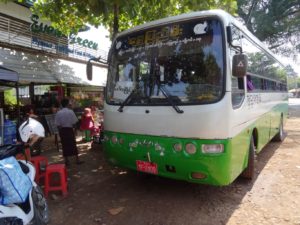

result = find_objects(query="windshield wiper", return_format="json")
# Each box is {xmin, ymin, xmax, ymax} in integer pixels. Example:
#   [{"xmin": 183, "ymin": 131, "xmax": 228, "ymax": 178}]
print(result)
[
  {"xmin": 159, "ymin": 85, "xmax": 184, "ymax": 114},
  {"xmin": 118, "ymin": 89, "xmax": 136, "ymax": 112},
  {"xmin": 118, "ymin": 84, "xmax": 184, "ymax": 114}
]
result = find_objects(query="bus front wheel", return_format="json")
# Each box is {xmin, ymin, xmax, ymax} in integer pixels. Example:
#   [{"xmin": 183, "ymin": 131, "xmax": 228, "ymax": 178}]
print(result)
[{"xmin": 240, "ymin": 136, "xmax": 255, "ymax": 179}]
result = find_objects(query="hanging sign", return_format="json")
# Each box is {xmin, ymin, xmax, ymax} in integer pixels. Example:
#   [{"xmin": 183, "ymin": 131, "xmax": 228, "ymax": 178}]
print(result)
[{"xmin": 30, "ymin": 14, "xmax": 98, "ymax": 50}]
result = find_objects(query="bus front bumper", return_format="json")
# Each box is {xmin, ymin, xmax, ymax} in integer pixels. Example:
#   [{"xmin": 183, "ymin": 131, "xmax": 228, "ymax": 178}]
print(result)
[{"xmin": 102, "ymin": 131, "xmax": 248, "ymax": 186}]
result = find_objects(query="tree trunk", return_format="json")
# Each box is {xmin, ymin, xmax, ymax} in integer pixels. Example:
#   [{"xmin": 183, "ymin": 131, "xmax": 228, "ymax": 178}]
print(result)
[
  {"xmin": 245, "ymin": 0, "xmax": 259, "ymax": 33},
  {"xmin": 112, "ymin": 3, "xmax": 119, "ymax": 40}
]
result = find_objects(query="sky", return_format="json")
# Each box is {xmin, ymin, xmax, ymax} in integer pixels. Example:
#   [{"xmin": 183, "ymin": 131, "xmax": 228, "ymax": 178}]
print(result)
[
  {"xmin": 74, "ymin": 25, "xmax": 111, "ymax": 86},
  {"xmin": 280, "ymin": 57, "xmax": 300, "ymax": 76},
  {"xmin": 77, "ymin": 25, "xmax": 111, "ymax": 53}
]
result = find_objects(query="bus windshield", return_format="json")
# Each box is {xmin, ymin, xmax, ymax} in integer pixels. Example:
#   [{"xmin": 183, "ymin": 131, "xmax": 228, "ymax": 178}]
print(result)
[{"xmin": 107, "ymin": 18, "xmax": 224, "ymax": 106}]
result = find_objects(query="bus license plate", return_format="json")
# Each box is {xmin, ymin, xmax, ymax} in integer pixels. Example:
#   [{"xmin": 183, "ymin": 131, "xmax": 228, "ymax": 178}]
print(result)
[{"xmin": 136, "ymin": 160, "xmax": 158, "ymax": 174}]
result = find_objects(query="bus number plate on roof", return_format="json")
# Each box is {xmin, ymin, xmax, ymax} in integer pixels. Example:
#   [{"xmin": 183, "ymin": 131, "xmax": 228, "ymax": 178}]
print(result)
[{"xmin": 136, "ymin": 160, "xmax": 158, "ymax": 174}]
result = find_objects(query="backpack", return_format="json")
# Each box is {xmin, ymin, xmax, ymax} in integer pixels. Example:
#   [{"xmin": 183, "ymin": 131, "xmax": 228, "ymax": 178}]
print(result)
[{"xmin": 0, "ymin": 156, "xmax": 32, "ymax": 205}]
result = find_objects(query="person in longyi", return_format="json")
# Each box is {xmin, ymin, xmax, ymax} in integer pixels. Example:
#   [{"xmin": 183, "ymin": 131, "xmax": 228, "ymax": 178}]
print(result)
[{"xmin": 55, "ymin": 98, "xmax": 84, "ymax": 166}]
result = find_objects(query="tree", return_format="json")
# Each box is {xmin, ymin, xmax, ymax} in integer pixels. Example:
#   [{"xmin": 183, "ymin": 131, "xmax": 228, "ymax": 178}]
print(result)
[
  {"xmin": 30, "ymin": 0, "xmax": 237, "ymax": 39},
  {"xmin": 287, "ymin": 75, "xmax": 300, "ymax": 90},
  {"xmin": 286, "ymin": 64, "xmax": 299, "ymax": 90},
  {"xmin": 237, "ymin": 0, "xmax": 300, "ymax": 59},
  {"xmin": 4, "ymin": 89, "xmax": 17, "ymax": 105}
]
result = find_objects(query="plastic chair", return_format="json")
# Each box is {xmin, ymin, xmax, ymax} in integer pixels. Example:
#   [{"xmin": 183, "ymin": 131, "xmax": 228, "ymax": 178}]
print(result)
[
  {"xmin": 44, "ymin": 164, "xmax": 68, "ymax": 198},
  {"xmin": 30, "ymin": 155, "xmax": 48, "ymax": 184}
]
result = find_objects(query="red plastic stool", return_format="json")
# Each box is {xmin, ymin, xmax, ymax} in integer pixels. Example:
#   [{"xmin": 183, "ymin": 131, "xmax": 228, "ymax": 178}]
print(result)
[
  {"xmin": 30, "ymin": 156, "xmax": 48, "ymax": 184},
  {"xmin": 44, "ymin": 164, "xmax": 68, "ymax": 198}
]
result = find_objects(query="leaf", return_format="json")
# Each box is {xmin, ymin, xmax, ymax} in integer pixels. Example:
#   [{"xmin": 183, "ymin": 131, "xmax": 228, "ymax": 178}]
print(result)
[
  {"xmin": 108, "ymin": 207, "xmax": 124, "ymax": 215},
  {"xmin": 27, "ymin": 0, "xmax": 238, "ymax": 38}
]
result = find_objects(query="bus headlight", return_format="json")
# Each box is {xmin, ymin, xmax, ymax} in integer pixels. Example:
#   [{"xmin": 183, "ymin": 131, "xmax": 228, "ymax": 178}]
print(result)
[
  {"xmin": 119, "ymin": 138, "xmax": 124, "ymax": 144},
  {"xmin": 173, "ymin": 143, "xmax": 182, "ymax": 152},
  {"xmin": 111, "ymin": 135, "xmax": 118, "ymax": 144},
  {"xmin": 185, "ymin": 143, "xmax": 197, "ymax": 154},
  {"xmin": 202, "ymin": 144, "xmax": 224, "ymax": 153},
  {"xmin": 103, "ymin": 135, "xmax": 109, "ymax": 142}
]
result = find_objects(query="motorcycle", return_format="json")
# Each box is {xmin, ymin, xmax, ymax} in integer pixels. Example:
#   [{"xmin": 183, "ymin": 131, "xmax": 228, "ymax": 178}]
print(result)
[{"xmin": 0, "ymin": 118, "xmax": 49, "ymax": 225}]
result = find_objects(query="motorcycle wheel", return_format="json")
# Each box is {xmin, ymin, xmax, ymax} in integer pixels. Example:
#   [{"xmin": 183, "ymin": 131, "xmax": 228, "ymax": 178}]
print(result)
[
  {"xmin": 0, "ymin": 217, "xmax": 23, "ymax": 225},
  {"xmin": 31, "ymin": 186, "xmax": 49, "ymax": 225}
]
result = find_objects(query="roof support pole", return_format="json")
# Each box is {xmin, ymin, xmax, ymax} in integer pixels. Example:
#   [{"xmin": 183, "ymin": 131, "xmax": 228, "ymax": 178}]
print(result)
[
  {"xmin": 0, "ymin": 92, "xmax": 4, "ymax": 108},
  {"xmin": 66, "ymin": 84, "xmax": 71, "ymax": 97},
  {"xmin": 29, "ymin": 82, "xmax": 35, "ymax": 105},
  {"xmin": 15, "ymin": 82, "xmax": 20, "ymax": 127}
]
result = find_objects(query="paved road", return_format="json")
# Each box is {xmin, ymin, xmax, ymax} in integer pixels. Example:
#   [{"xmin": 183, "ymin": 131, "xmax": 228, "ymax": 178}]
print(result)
[
  {"xmin": 289, "ymin": 97, "xmax": 300, "ymax": 106},
  {"xmin": 289, "ymin": 98, "xmax": 300, "ymax": 118},
  {"xmin": 48, "ymin": 98, "xmax": 300, "ymax": 225}
]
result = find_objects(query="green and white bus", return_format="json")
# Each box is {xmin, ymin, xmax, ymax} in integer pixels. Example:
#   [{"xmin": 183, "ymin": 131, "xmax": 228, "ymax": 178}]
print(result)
[{"xmin": 89, "ymin": 9, "xmax": 288, "ymax": 186}]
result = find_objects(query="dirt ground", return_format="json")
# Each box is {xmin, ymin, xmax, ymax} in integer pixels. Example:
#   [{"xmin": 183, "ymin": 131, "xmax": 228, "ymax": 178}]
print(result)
[{"xmin": 42, "ymin": 99, "xmax": 300, "ymax": 225}]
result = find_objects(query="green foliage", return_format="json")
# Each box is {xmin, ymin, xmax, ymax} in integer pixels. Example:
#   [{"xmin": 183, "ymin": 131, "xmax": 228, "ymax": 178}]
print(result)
[
  {"xmin": 286, "ymin": 64, "xmax": 300, "ymax": 90},
  {"xmin": 29, "ymin": 0, "xmax": 236, "ymax": 38},
  {"xmin": 4, "ymin": 89, "xmax": 17, "ymax": 105},
  {"xmin": 287, "ymin": 76, "xmax": 300, "ymax": 90},
  {"xmin": 238, "ymin": 0, "xmax": 300, "ymax": 57},
  {"xmin": 247, "ymin": 51, "xmax": 289, "ymax": 83}
]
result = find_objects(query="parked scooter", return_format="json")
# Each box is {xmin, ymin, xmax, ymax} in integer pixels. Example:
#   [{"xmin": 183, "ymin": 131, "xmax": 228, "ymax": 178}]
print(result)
[{"xmin": 0, "ymin": 118, "xmax": 49, "ymax": 225}]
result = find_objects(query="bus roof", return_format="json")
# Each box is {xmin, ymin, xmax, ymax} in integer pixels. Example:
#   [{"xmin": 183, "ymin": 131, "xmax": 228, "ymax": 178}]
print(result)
[
  {"xmin": 115, "ymin": 9, "xmax": 285, "ymax": 68},
  {"xmin": 116, "ymin": 9, "xmax": 231, "ymax": 37}
]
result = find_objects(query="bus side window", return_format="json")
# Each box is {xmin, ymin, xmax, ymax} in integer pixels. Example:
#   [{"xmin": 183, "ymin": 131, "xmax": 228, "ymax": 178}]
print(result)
[
  {"xmin": 232, "ymin": 76, "xmax": 245, "ymax": 108},
  {"xmin": 230, "ymin": 26, "xmax": 245, "ymax": 108},
  {"xmin": 238, "ymin": 77, "xmax": 244, "ymax": 89}
]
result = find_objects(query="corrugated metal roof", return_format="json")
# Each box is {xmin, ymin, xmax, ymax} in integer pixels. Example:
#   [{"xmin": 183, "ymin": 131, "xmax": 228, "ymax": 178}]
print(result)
[{"xmin": 0, "ymin": 47, "xmax": 107, "ymax": 86}]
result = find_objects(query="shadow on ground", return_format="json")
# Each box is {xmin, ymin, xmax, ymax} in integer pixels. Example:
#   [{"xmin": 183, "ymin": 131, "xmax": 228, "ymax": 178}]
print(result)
[{"xmin": 39, "ymin": 128, "xmax": 284, "ymax": 225}]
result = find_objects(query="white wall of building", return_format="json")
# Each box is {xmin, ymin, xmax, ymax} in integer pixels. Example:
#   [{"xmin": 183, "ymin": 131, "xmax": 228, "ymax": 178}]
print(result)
[
  {"xmin": 0, "ymin": 2, "xmax": 50, "ymax": 24},
  {"xmin": 0, "ymin": 2, "xmax": 107, "ymax": 86}
]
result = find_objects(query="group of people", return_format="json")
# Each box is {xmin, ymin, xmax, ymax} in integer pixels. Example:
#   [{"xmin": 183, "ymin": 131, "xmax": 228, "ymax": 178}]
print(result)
[
  {"xmin": 24, "ymin": 98, "xmax": 103, "ymax": 166},
  {"xmin": 54, "ymin": 98, "xmax": 103, "ymax": 166}
]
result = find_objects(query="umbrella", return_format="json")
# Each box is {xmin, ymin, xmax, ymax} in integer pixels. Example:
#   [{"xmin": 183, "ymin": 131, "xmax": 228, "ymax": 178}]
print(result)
[{"xmin": 0, "ymin": 66, "xmax": 18, "ymax": 83}]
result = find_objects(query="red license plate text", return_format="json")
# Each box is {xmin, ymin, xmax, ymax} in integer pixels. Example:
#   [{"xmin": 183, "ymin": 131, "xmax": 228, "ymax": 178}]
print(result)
[{"xmin": 136, "ymin": 160, "xmax": 158, "ymax": 174}]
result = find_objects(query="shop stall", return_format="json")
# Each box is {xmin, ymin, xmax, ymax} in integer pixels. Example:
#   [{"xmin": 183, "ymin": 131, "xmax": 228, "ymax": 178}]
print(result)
[{"xmin": 0, "ymin": 66, "xmax": 19, "ymax": 145}]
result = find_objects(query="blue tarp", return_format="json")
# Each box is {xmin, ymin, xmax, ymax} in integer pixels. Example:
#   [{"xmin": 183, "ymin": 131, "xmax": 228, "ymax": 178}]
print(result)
[{"xmin": 0, "ymin": 66, "xmax": 18, "ymax": 83}]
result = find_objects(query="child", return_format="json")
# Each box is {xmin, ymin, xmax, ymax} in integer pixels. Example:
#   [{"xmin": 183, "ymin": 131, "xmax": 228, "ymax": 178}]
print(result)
[
  {"xmin": 90, "ymin": 106, "xmax": 101, "ymax": 141},
  {"xmin": 80, "ymin": 108, "xmax": 94, "ymax": 142}
]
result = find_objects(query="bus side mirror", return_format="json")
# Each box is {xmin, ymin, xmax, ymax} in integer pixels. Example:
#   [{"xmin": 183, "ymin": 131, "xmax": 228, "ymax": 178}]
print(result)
[
  {"xmin": 227, "ymin": 26, "xmax": 233, "ymax": 44},
  {"xmin": 87, "ymin": 61, "xmax": 93, "ymax": 81},
  {"xmin": 232, "ymin": 54, "xmax": 248, "ymax": 77}
]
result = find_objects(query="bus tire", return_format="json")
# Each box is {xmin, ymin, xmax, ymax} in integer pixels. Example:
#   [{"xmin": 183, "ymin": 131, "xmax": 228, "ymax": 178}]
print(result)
[
  {"xmin": 273, "ymin": 116, "xmax": 284, "ymax": 142},
  {"xmin": 240, "ymin": 136, "xmax": 255, "ymax": 179}
]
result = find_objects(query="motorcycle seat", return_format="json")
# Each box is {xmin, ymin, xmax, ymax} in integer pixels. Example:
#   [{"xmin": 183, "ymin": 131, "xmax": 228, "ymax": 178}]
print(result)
[
  {"xmin": 0, "ymin": 144, "xmax": 24, "ymax": 160},
  {"xmin": 18, "ymin": 161, "xmax": 30, "ymax": 174},
  {"xmin": 16, "ymin": 195, "xmax": 31, "ymax": 214}
]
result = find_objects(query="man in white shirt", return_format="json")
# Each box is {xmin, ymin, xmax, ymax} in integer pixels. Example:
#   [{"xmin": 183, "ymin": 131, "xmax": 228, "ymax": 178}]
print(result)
[{"xmin": 55, "ymin": 98, "xmax": 83, "ymax": 166}]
